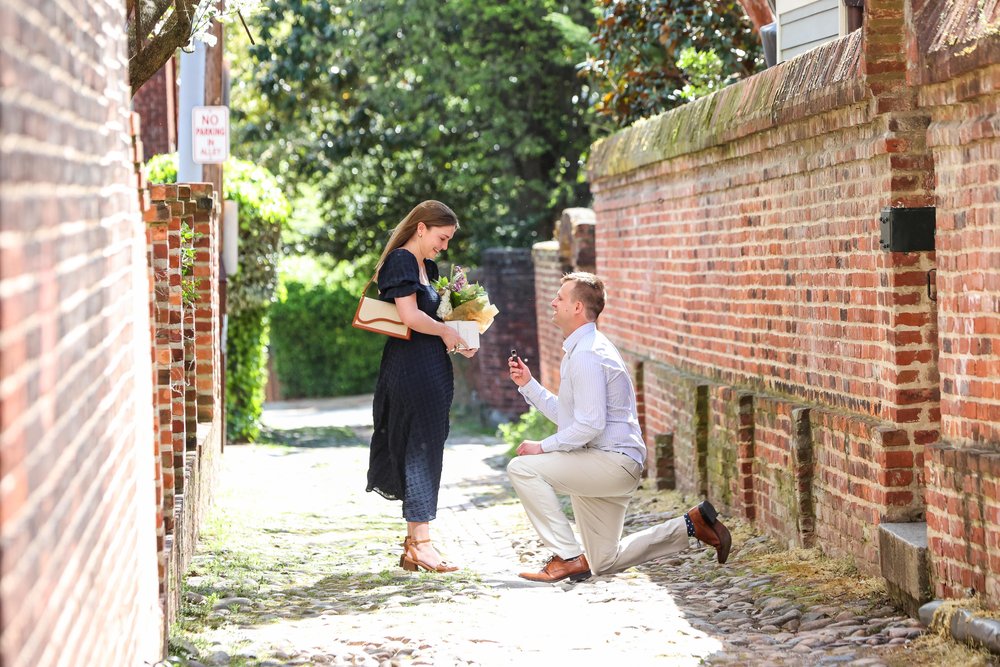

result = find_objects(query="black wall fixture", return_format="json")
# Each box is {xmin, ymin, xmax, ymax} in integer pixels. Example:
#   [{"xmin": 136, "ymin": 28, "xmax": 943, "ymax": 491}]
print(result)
[{"xmin": 879, "ymin": 207, "xmax": 936, "ymax": 252}]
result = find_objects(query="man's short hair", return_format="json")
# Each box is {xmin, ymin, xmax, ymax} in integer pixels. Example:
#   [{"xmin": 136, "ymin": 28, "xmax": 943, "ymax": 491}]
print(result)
[{"xmin": 562, "ymin": 272, "xmax": 606, "ymax": 321}]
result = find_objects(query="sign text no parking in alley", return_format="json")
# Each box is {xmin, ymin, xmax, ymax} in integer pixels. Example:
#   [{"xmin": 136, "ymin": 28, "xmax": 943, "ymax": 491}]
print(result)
[{"xmin": 192, "ymin": 106, "xmax": 230, "ymax": 164}]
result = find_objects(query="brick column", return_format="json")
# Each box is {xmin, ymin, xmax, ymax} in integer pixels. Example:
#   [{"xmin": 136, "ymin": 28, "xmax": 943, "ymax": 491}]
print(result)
[
  {"xmin": 145, "ymin": 196, "xmax": 176, "ymax": 542},
  {"xmin": 166, "ymin": 198, "xmax": 187, "ymax": 503},
  {"xmin": 473, "ymin": 248, "xmax": 537, "ymax": 422},
  {"xmin": 191, "ymin": 186, "xmax": 220, "ymax": 423}
]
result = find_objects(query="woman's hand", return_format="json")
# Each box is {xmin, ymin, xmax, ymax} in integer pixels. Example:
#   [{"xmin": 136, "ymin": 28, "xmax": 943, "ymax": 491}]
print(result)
[
  {"xmin": 455, "ymin": 348, "xmax": 477, "ymax": 358},
  {"xmin": 439, "ymin": 324, "xmax": 466, "ymax": 353},
  {"xmin": 508, "ymin": 355, "xmax": 532, "ymax": 387}
]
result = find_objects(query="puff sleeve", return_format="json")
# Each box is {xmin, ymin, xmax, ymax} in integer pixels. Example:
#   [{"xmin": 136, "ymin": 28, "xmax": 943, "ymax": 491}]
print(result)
[{"xmin": 378, "ymin": 249, "xmax": 421, "ymax": 300}]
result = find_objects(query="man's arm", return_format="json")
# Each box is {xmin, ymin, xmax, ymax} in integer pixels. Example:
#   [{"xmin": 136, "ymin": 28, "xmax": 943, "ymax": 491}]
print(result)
[
  {"xmin": 538, "ymin": 349, "xmax": 607, "ymax": 452},
  {"xmin": 518, "ymin": 378, "xmax": 560, "ymax": 424},
  {"xmin": 509, "ymin": 356, "xmax": 560, "ymax": 423}
]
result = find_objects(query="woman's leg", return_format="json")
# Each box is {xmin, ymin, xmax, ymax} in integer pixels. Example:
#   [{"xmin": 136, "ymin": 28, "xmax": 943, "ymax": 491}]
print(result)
[
  {"xmin": 404, "ymin": 520, "xmax": 450, "ymax": 568},
  {"xmin": 402, "ymin": 439, "xmax": 450, "ymax": 568}
]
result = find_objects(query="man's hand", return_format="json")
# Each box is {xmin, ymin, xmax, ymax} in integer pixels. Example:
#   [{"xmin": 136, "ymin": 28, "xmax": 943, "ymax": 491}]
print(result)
[
  {"xmin": 508, "ymin": 355, "xmax": 532, "ymax": 387},
  {"xmin": 516, "ymin": 440, "xmax": 544, "ymax": 456}
]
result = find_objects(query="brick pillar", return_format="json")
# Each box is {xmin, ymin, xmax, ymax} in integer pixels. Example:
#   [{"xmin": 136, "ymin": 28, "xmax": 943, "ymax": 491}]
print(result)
[
  {"xmin": 557, "ymin": 208, "xmax": 596, "ymax": 273},
  {"xmin": 190, "ymin": 187, "xmax": 220, "ymax": 422},
  {"xmin": 864, "ymin": 0, "xmax": 938, "ymax": 526},
  {"xmin": 736, "ymin": 393, "xmax": 756, "ymax": 520},
  {"xmin": 166, "ymin": 201, "xmax": 187, "ymax": 503},
  {"xmin": 531, "ymin": 240, "xmax": 563, "ymax": 392},
  {"xmin": 144, "ymin": 197, "xmax": 175, "ymax": 572},
  {"xmin": 473, "ymin": 248, "xmax": 537, "ymax": 423}
]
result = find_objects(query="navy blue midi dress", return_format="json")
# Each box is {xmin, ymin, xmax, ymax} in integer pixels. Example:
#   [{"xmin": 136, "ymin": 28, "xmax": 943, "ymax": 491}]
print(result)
[{"xmin": 366, "ymin": 248, "xmax": 454, "ymax": 522}]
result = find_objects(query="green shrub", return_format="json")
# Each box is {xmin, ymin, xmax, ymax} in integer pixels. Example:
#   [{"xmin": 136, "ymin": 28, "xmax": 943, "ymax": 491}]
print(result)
[
  {"xmin": 497, "ymin": 407, "xmax": 557, "ymax": 459},
  {"xmin": 146, "ymin": 153, "xmax": 290, "ymax": 442},
  {"xmin": 269, "ymin": 259, "xmax": 385, "ymax": 398}
]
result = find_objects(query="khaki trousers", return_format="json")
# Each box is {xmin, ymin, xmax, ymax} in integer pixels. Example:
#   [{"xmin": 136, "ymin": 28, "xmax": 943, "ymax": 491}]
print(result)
[{"xmin": 507, "ymin": 448, "xmax": 691, "ymax": 575}]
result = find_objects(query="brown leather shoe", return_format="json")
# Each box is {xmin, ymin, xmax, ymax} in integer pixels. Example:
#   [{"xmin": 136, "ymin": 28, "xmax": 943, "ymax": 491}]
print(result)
[
  {"xmin": 519, "ymin": 554, "xmax": 591, "ymax": 583},
  {"xmin": 687, "ymin": 501, "xmax": 732, "ymax": 564}
]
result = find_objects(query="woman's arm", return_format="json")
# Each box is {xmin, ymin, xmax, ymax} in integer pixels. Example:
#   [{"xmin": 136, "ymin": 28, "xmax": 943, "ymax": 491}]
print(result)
[{"xmin": 395, "ymin": 294, "xmax": 466, "ymax": 350}]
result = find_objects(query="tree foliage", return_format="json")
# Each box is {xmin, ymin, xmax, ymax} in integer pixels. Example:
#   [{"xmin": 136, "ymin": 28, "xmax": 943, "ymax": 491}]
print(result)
[
  {"xmin": 582, "ymin": 0, "xmax": 763, "ymax": 127},
  {"xmin": 233, "ymin": 0, "xmax": 599, "ymax": 264}
]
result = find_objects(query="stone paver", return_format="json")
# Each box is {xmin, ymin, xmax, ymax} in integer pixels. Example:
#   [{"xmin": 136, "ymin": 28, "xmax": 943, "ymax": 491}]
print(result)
[{"xmin": 165, "ymin": 397, "xmax": 927, "ymax": 667}]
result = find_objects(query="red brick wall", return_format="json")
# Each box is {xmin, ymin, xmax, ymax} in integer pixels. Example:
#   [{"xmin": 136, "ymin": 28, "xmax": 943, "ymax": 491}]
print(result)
[
  {"xmin": 133, "ymin": 57, "xmax": 178, "ymax": 158},
  {"xmin": 473, "ymin": 248, "xmax": 538, "ymax": 421},
  {"xmin": 926, "ymin": 445, "xmax": 1000, "ymax": 600},
  {"xmin": 643, "ymin": 365, "xmax": 708, "ymax": 497},
  {"xmin": 570, "ymin": 23, "xmax": 942, "ymax": 570},
  {"xmin": 706, "ymin": 387, "xmax": 755, "ymax": 520},
  {"xmin": 590, "ymin": 38, "xmax": 936, "ymax": 431},
  {"xmin": 0, "ymin": 1, "xmax": 163, "ymax": 664},
  {"xmin": 751, "ymin": 397, "xmax": 815, "ymax": 550},
  {"xmin": 914, "ymin": 2, "xmax": 1000, "ymax": 602},
  {"xmin": 811, "ymin": 414, "xmax": 919, "ymax": 573},
  {"xmin": 531, "ymin": 241, "xmax": 564, "ymax": 392}
]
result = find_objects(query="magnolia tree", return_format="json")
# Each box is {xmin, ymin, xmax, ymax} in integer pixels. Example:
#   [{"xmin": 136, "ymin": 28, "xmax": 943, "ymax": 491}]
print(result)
[{"xmin": 127, "ymin": 0, "xmax": 260, "ymax": 96}]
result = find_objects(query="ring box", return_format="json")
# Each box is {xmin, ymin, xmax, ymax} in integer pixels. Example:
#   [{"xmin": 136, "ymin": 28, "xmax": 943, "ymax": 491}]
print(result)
[{"xmin": 444, "ymin": 320, "xmax": 480, "ymax": 349}]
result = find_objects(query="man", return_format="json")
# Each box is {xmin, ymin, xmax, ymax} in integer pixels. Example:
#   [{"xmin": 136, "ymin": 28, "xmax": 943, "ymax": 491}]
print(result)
[{"xmin": 506, "ymin": 272, "xmax": 732, "ymax": 583}]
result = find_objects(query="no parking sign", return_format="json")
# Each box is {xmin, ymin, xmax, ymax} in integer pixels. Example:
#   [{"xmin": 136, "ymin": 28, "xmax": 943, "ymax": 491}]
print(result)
[{"xmin": 192, "ymin": 106, "xmax": 230, "ymax": 164}]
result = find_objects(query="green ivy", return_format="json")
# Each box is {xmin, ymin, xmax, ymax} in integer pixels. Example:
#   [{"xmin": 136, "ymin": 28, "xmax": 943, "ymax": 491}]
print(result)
[
  {"xmin": 146, "ymin": 153, "xmax": 291, "ymax": 442},
  {"xmin": 180, "ymin": 221, "xmax": 201, "ymax": 307}
]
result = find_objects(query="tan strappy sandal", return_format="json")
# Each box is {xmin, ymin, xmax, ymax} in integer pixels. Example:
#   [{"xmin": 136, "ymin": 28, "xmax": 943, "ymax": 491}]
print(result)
[{"xmin": 400, "ymin": 538, "xmax": 459, "ymax": 573}]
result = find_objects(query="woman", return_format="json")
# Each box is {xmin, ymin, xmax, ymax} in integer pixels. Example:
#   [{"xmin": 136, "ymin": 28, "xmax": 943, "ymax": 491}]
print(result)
[{"xmin": 366, "ymin": 200, "xmax": 474, "ymax": 573}]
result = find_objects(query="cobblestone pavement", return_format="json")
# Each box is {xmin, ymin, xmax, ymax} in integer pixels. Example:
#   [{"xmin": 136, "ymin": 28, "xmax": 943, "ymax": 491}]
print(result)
[{"xmin": 166, "ymin": 397, "xmax": 937, "ymax": 667}]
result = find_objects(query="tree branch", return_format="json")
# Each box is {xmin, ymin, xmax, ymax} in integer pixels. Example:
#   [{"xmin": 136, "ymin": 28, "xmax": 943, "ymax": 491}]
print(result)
[
  {"xmin": 129, "ymin": 0, "xmax": 199, "ymax": 96},
  {"xmin": 127, "ymin": 0, "xmax": 177, "ymax": 58}
]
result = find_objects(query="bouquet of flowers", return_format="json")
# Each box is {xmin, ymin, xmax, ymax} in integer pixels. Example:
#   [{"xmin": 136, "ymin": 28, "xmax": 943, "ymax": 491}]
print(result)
[{"xmin": 433, "ymin": 265, "xmax": 499, "ymax": 334}]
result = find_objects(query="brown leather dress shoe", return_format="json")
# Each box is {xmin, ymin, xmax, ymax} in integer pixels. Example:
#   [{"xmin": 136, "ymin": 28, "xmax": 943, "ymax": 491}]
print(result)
[
  {"xmin": 519, "ymin": 554, "xmax": 591, "ymax": 583},
  {"xmin": 687, "ymin": 500, "xmax": 733, "ymax": 564}
]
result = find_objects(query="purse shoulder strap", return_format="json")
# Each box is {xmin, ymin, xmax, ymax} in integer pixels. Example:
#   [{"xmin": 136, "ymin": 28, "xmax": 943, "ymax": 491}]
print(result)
[{"xmin": 363, "ymin": 262, "xmax": 383, "ymax": 297}]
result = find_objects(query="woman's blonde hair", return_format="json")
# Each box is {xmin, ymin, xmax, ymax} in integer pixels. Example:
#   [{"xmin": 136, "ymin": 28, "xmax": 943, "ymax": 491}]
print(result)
[{"xmin": 376, "ymin": 200, "xmax": 459, "ymax": 274}]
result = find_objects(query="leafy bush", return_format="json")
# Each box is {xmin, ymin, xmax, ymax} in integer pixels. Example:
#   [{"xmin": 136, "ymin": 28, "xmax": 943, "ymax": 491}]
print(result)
[
  {"xmin": 146, "ymin": 153, "xmax": 290, "ymax": 442},
  {"xmin": 269, "ymin": 258, "xmax": 385, "ymax": 398},
  {"xmin": 582, "ymin": 0, "xmax": 762, "ymax": 126},
  {"xmin": 497, "ymin": 407, "xmax": 557, "ymax": 459}
]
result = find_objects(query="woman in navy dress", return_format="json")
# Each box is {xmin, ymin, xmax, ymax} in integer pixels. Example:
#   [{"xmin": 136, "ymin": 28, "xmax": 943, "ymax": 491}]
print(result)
[{"xmin": 366, "ymin": 200, "xmax": 474, "ymax": 573}]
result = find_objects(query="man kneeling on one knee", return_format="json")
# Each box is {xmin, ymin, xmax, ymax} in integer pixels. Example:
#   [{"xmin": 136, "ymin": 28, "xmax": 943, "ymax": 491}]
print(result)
[{"xmin": 506, "ymin": 272, "xmax": 732, "ymax": 583}]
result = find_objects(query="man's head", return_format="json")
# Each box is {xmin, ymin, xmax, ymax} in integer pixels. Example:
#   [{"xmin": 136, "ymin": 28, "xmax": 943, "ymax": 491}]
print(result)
[{"xmin": 551, "ymin": 272, "xmax": 606, "ymax": 335}]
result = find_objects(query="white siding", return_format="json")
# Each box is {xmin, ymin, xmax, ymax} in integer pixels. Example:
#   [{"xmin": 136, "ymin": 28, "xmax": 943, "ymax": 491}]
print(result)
[{"xmin": 776, "ymin": 0, "xmax": 842, "ymax": 62}]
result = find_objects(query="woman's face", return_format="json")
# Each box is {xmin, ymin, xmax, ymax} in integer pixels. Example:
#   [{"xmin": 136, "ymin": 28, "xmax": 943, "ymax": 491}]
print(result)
[{"xmin": 417, "ymin": 223, "xmax": 456, "ymax": 258}]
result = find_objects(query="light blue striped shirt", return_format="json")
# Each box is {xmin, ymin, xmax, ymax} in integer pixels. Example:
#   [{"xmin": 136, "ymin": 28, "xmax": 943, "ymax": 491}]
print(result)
[{"xmin": 518, "ymin": 322, "xmax": 646, "ymax": 467}]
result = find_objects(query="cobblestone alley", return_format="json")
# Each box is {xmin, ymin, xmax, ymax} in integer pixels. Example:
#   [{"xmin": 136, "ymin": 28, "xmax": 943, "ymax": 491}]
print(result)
[{"xmin": 164, "ymin": 396, "xmax": 976, "ymax": 667}]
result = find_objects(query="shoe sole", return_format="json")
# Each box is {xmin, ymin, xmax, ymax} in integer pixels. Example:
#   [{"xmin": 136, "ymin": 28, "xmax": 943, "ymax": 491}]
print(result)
[
  {"xmin": 698, "ymin": 500, "xmax": 718, "ymax": 525},
  {"xmin": 697, "ymin": 500, "xmax": 732, "ymax": 564},
  {"xmin": 715, "ymin": 520, "xmax": 732, "ymax": 564},
  {"xmin": 518, "ymin": 570, "xmax": 591, "ymax": 583}
]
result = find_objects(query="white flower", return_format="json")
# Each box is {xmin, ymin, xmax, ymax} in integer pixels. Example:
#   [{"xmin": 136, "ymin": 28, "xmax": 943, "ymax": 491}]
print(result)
[{"xmin": 437, "ymin": 296, "xmax": 453, "ymax": 320}]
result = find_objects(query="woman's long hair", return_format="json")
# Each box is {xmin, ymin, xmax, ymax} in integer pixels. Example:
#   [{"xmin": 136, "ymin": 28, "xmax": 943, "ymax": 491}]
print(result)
[{"xmin": 376, "ymin": 200, "xmax": 459, "ymax": 275}]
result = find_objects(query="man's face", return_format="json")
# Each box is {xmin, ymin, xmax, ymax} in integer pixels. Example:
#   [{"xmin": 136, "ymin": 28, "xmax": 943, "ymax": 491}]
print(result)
[{"xmin": 550, "ymin": 281, "xmax": 580, "ymax": 333}]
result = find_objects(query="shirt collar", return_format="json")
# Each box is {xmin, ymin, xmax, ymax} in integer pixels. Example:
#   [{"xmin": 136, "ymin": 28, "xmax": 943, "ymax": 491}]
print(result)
[{"xmin": 563, "ymin": 322, "xmax": 597, "ymax": 355}]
